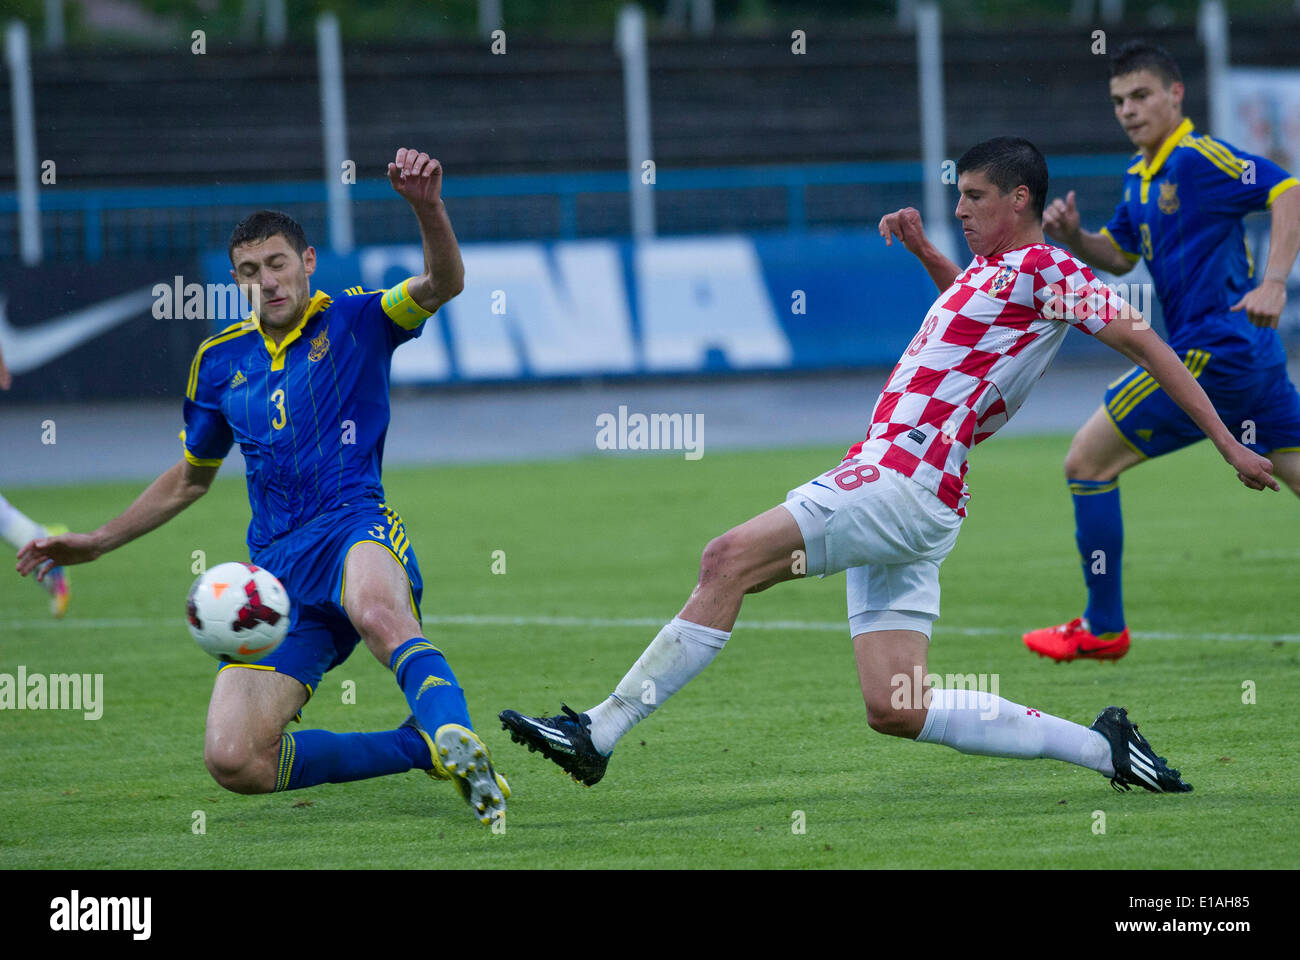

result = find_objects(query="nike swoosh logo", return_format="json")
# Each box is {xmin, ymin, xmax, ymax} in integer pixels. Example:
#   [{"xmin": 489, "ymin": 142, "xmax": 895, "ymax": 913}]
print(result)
[
  {"xmin": 237, "ymin": 641, "xmax": 274, "ymax": 656},
  {"xmin": 0, "ymin": 286, "xmax": 158, "ymax": 375}
]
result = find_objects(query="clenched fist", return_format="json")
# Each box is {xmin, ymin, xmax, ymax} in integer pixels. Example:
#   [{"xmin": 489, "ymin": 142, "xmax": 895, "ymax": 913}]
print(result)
[{"xmin": 387, "ymin": 147, "xmax": 444, "ymax": 209}]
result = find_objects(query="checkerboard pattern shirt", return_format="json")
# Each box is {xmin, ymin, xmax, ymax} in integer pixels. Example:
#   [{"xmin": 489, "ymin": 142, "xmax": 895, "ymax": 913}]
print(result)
[{"xmin": 846, "ymin": 243, "xmax": 1128, "ymax": 515}]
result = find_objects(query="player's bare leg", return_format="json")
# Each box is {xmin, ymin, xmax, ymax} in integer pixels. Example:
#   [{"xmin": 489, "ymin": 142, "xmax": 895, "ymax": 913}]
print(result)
[
  {"xmin": 678, "ymin": 506, "xmax": 809, "ymax": 630},
  {"xmin": 588, "ymin": 506, "xmax": 804, "ymax": 737},
  {"xmin": 343, "ymin": 540, "xmax": 507, "ymax": 823},
  {"xmin": 342, "ymin": 540, "xmax": 423, "ymax": 664},
  {"xmin": 1024, "ymin": 404, "xmax": 1146, "ymax": 662},
  {"xmin": 852, "ymin": 628, "xmax": 931, "ymax": 738},
  {"xmin": 199, "ymin": 546, "xmax": 492, "ymax": 810},
  {"xmin": 204, "ymin": 668, "xmax": 308, "ymax": 793},
  {"xmin": 1266, "ymin": 449, "xmax": 1300, "ymax": 498},
  {"xmin": 1062, "ymin": 405, "xmax": 1147, "ymax": 482},
  {"xmin": 500, "ymin": 506, "xmax": 807, "ymax": 784},
  {"xmin": 854, "ymin": 626, "xmax": 1189, "ymax": 791}
]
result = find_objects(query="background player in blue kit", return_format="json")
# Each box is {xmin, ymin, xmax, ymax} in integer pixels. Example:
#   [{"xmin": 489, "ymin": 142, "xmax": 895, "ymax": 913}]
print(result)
[
  {"xmin": 17, "ymin": 147, "xmax": 509, "ymax": 825},
  {"xmin": 1024, "ymin": 42, "xmax": 1300, "ymax": 663}
]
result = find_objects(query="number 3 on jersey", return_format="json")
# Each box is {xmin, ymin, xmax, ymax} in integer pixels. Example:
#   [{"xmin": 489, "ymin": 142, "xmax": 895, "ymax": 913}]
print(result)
[
  {"xmin": 907, "ymin": 315, "xmax": 939, "ymax": 356},
  {"xmin": 270, "ymin": 388, "xmax": 287, "ymax": 430},
  {"xmin": 368, "ymin": 507, "xmax": 412, "ymax": 563}
]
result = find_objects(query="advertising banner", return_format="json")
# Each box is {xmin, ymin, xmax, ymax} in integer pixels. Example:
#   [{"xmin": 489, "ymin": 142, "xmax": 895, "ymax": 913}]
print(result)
[{"xmin": 199, "ymin": 230, "xmax": 1119, "ymax": 387}]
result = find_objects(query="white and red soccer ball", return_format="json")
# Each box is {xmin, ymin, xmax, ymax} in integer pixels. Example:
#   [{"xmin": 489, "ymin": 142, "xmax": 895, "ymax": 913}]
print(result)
[{"xmin": 186, "ymin": 562, "xmax": 290, "ymax": 663}]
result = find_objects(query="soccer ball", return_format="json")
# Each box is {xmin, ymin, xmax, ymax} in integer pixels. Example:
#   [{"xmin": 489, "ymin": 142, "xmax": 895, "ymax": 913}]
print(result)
[{"xmin": 186, "ymin": 562, "xmax": 290, "ymax": 663}]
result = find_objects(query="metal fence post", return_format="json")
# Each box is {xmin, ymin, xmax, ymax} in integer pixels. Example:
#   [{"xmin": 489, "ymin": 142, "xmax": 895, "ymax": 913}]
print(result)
[
  {"xmin": 6, "ymin": 21, "xmax": 42, "ymax": 266},
  {"xmin": 266, "ymin": 0, "xmax": 287, "ymax": 48},
  {"xmin": 479, "ymin": 0, "xmax": 503, "ymax": 38},
  {"xmin": 916, "ymin": 1, "xmax": 954, "ymax": 262},
  {"xmin": 616, "ymin": 5, "xmax": 656, "ymax": 240},
  {"xmin": 1199, "ymin": 0, "xmax": 1230, "ymax": 139},
  {"xmin": 317, "ymin": 12, "xmax": 354, "ymax": 254},
  {"xmin": 44, "ymin": 0, "xmax": 64, "ymax": 51}
]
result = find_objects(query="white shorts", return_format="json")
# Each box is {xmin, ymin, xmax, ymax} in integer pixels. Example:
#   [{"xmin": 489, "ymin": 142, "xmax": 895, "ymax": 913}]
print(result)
[{"xmin": 779, "ymin": 458, "xmax": 963, "ymax": 638}]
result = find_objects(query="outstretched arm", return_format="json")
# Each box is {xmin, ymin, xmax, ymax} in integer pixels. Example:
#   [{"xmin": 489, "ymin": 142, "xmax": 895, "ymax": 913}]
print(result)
[
  {"xmin": 16, "ymin": 458, "xmax": 219, "ymax": 580},
  {"xmin": 878, "ymin": 207, "xmax": 961, "ymax": 291},
  {"xmin": 386, "ymin": 147, "xmax": 465, "ymax": 314},
  {"xmin": 1095, "ymin": 317, "xmax": 1277, "ymax": 491},
  {"xmin": 1231, "ymin": 184, "xmax": 1300, "ymax": 328}
]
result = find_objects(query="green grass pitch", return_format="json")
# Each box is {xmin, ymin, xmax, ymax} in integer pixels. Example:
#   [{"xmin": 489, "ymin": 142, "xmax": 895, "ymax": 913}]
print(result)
[{"xmin": 2, "ymin": 435, "xmax": 1297, "ymax": 868}]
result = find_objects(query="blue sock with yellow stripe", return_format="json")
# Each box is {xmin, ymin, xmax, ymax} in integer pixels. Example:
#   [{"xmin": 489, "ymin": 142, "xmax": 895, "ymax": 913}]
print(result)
[
  {"xmin": 275, "ymin": 727, "xmax": 428, "ymax": 791},
  {"xmin": 1069, "ymin": 478, "xmax": 1125, "ymax": 635},
  {"xmin": 389, "ymin": 638, "xmax": 473, "ymax": 736}
]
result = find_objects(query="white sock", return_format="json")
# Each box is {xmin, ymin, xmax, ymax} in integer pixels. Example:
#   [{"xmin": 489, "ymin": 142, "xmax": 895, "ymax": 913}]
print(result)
[
  {"xmin": 585, "ymin": 617, "xmax": 730, "ymax": 755},
  {"xmin": 0, "ymin": 493, "xmax": 45, "ymax": 550},
  {"xmin": 916, "ymin": 688, "xmax": 1114, "ymax": 776}
]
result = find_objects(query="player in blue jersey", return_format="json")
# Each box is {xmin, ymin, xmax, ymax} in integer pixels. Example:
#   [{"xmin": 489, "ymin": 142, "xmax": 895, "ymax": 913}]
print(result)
[
  {"xmin": 16, "ymin": 147, "xmax": 509, "ymax": 825},
  {"xmin": 1024, "ymin": 42, "xmax": 1300, "ymax": 662}
]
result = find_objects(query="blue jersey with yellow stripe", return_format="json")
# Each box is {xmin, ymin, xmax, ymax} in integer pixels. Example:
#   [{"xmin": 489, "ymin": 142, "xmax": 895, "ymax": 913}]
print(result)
[
  {"xmin": 181, "ymin": 279, "xmax": 432, "ymax": 551},
  {"xmin": 1102, "ymin": 118, "xmax": 1298, "ymax": 372}
]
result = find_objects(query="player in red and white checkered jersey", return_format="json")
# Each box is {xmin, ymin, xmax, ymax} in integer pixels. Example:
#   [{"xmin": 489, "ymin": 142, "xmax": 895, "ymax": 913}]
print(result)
[
  {"xmin": 500, "ymin": 138, "xmax": 1276, "ymax": 795},
  {"xmin": 846, "ymin": 242, "xmax": 1128, "ymax": 515}
]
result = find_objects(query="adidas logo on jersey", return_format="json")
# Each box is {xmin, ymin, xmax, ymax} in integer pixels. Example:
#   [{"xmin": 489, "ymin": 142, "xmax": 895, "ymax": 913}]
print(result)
[{"xmin": 229, "ymin": 370, "xmax": 247, "ymax": 389}]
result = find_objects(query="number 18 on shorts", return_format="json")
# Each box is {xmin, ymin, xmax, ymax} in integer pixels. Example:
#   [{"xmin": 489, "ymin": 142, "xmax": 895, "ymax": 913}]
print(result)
[{"xmin": 780, "ymin": 459, "xmax": 963, "ymax": 636}]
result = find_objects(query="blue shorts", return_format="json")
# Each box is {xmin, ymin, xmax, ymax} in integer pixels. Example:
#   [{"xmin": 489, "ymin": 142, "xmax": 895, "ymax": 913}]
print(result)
[
  {"xmin": 215, "ymin": 501, "xmax": 424, "ymax": 708},
  {"xmin": 1104, "ymin": 352, "xmax": 1300, "ymax": 459}
]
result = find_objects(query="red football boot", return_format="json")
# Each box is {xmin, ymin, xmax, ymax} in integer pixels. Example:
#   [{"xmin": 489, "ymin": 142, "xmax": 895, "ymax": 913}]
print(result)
[{"xmin": 1023, "ymin": 617, "xmax": 1130, "ymax": 662}]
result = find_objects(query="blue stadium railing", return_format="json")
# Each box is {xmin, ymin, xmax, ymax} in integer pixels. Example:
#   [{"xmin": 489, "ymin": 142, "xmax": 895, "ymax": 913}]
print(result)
[{"xmin": 0, "ymin": 156, "xmax": 1131, "ymax": 262}]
